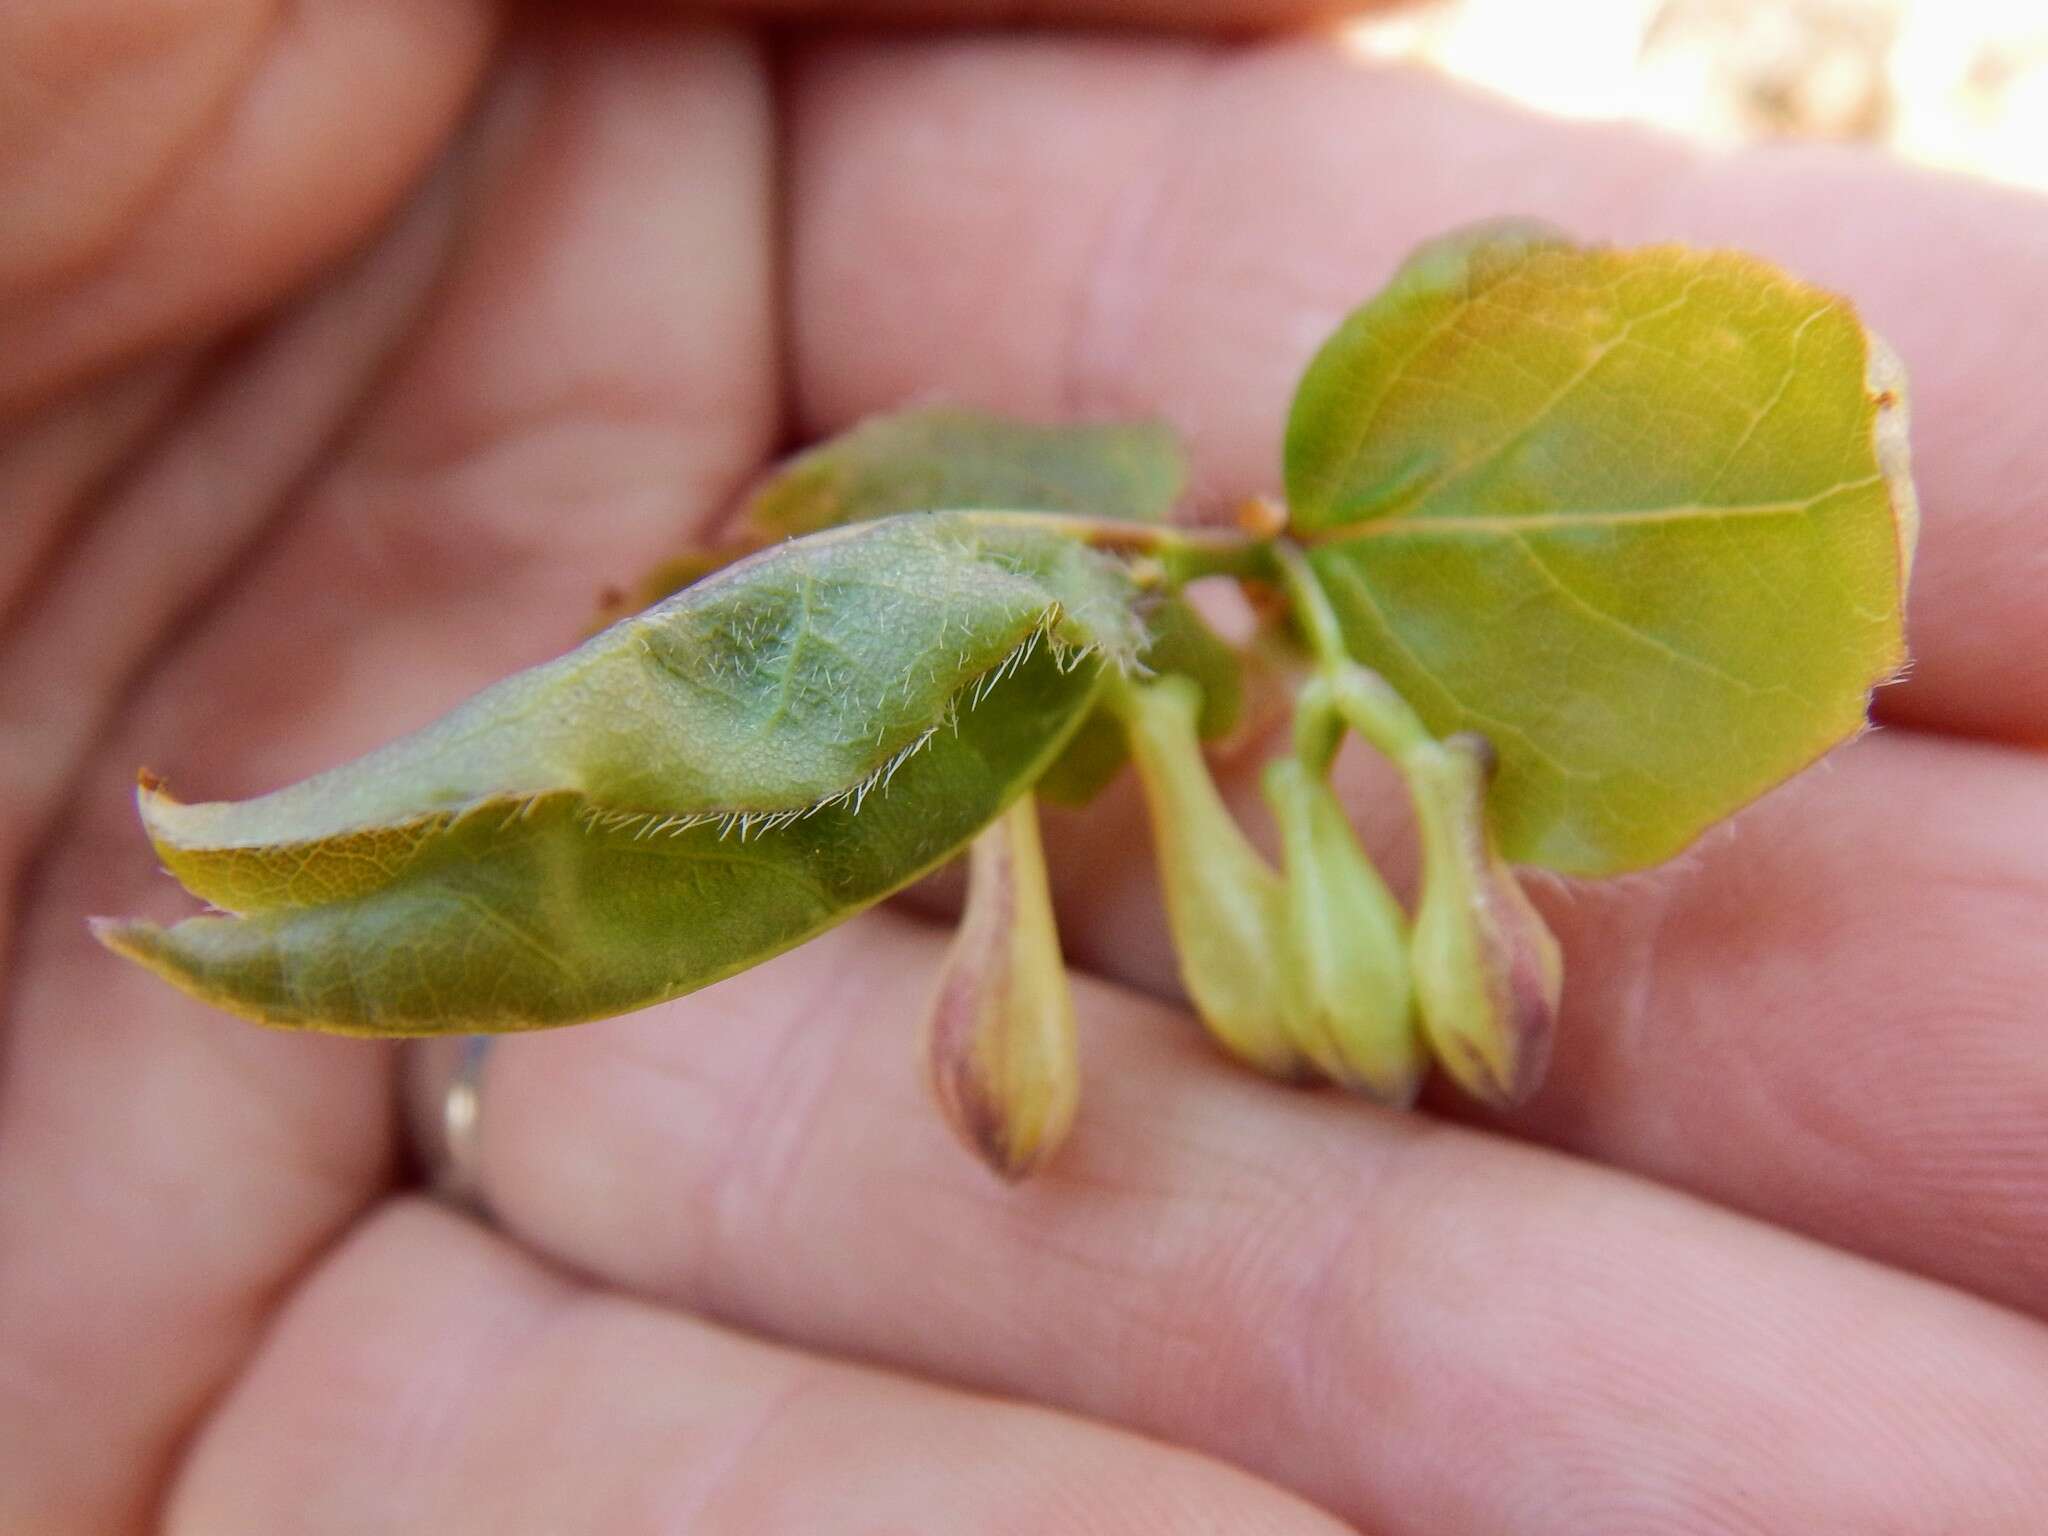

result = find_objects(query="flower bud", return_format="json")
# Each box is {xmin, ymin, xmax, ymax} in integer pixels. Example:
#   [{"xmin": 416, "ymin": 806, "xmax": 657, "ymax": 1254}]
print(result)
[
  {"xmin": 1407, "ymin": 733, "xmax": 1562, "ymax": 1107},
  {"xmin": 1116, "ymin": 678, "xmax": 1305, "ymax": 1080},
  {"xmin": 1261, "ymin": 756, "xmax": 1423, "ymax": 1105},
  {"xmin": 923, "ymin": 794, "xmax": 1080, "ymax": 1180}
]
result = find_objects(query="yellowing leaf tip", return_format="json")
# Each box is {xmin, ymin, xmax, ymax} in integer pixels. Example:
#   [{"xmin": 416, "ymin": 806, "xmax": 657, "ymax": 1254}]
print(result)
[
  {"xmin": 87, "ymin": 914, "xmax": 142, "ymax": 957},
  {"xmin": 86, "ymin": 917, "xmax": 198, "ymax": 1003}
]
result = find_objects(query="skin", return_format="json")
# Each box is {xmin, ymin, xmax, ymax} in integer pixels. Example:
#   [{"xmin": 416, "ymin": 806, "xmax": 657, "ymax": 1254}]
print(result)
[{"xmin": 3, "ymin": 2, "xmax": 2047, "ymax": 1531}]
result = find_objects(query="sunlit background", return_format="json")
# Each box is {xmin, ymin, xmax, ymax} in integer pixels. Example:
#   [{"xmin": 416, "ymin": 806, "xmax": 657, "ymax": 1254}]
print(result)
[{"xmin": 1345, "ymin": 0, "xmax": 2048, "ymax": 190}]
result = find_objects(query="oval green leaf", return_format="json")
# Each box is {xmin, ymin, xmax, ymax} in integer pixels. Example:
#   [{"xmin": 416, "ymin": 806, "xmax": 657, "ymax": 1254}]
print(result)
[
  {"xmin": 1287, "ymin": 225, "xmax": 1918, "ymax": 875},
  {"xmin": 98, "ymin": 513, "xmax": 1142, "ymax": 1033},
  {"xmin": 735, "ymin": 405, "xmax": 1204, "ymax": 810},
  {"xmin": 744, "ymin": 406, "xmax": 1187, "ymax": 538}
]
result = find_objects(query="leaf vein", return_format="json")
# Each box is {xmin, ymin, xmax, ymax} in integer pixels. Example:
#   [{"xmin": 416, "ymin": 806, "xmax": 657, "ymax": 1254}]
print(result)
[
  {"xmin": 1502, "ymin": 531, "xmax": 1785, "ymax": 701},
  {"xmin": 1315, "ymin": 554, "xmax": 1585, "ymax": 782},
  {"xmin": 1304, "ymin": 478, "xmax": 1882, "ymax": 539}
]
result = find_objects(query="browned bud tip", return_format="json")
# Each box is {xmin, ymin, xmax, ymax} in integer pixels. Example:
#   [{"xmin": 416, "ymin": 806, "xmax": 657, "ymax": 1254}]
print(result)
[
  {"xmin": 1407, "ymin": 734, "xmax": 1562, "ymax": 1107},
  {"xmin": 923, "ymin": 794, "xmax": 1079, "ymax": 1180}
]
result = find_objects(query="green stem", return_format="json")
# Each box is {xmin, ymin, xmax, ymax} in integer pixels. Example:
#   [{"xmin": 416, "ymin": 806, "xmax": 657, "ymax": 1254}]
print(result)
[
  {"xmin": 956, "ymin": 510, "xmax": 1273, "ymax": 587},
  {"xmin": 1269, "ymin": 540, "xmax": 1348, "ymax": 670},
  {"xmin": 1288, "ymin": 678, "xmax": 1346, "ymax": 777},
  {"xmin": 1268, "ymin": 542, "xmax": 1434, "ymax": 764}
]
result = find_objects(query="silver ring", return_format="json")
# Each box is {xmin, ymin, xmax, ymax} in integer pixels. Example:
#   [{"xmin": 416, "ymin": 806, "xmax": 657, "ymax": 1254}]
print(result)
[{"xmin": 401, "ymin": 1036, "xmax": 494, "ymax": 1214}]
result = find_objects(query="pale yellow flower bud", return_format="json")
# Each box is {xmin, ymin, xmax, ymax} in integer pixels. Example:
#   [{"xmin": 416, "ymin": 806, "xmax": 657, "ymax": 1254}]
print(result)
[
  {"xmin": 1407, "ymin": 734, "xmax": 1562, "ymax": 1106},
  {"xmin": 1115, "ymin": 677, "xmax": 1305, "ymax": 1080},
  {"xmin": 923, "ymin": 794, "xmax": 1080, "ymax": 1180},
  {"xmin": 1262, "ymin": 756, "xmax": 1423, "ymax": 1105}
]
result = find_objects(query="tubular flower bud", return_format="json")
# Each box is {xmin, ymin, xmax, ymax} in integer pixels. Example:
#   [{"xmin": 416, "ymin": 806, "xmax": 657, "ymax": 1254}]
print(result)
[
  {"xmin": 1261, "ymin": 756, "xmax": 1424, "ymax": 1105},
  {"xmin": 923, "ymin": 793, "xmax": 1080, "ymax": 1180},
  {"xmin": 1115, "ymin": 677, "xmax": 1305, "ymax": 1080},
  {"xmin": 1406, "ymin": 733, "xmax": 1563, "ymax": 1107}
]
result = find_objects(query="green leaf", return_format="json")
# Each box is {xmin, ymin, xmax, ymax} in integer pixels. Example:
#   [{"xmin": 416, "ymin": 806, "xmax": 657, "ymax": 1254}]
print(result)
[
  {"xmin": 1287, "ymin": 225, "xmax": 1918, "ymax": 875},
  {"xmin": 1031, "ymin": 706, "xmax": 1131, "ymax": 808},
  {"xmin": 1035, "ymin": 594, "xmax": 1243, "ymax": 806},
  {"xmin": 97, "ymin": 513, "xmax": 1143, "ymax": 1034},
  {"xmin": 744, "ymin": 406, "xmax": 1186, "ymax": 538}
]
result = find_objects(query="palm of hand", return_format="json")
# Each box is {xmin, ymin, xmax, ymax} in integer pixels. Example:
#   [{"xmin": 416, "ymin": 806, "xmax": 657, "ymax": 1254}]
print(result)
[{"xmin": 5, "ymin": 7, "xmax": 2048, "ymax": 1533}]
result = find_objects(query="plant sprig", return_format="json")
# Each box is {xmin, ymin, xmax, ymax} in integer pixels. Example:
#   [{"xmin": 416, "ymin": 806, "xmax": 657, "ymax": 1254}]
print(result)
[{"xmin": 96, "ymin": 222, "xmax": 1918, "ymax": 1180}]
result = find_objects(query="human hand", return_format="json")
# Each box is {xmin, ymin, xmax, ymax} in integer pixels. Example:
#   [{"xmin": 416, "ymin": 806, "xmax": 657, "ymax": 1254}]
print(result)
[{"xmin": 6, "ymin": 4, "xmax": 2048, "ymax": 1532}]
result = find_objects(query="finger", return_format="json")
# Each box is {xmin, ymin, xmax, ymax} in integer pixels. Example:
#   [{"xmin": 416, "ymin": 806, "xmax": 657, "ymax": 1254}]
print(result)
[
  {"xmin": 478, "ymin": 912, "xmax": 2048, "ymax": 1535},
  {"xmin": 0, "ymin": 351, "xmax": 192, "ymax": 627},
  {"xmin": 0, "ymin": 182, "xmax": 451, "ymax": 928},
  {"xmin": 0, "ymin": 20, "xmax": 776, "ymax": 1533},
  {"xmin": 786, "ymin": 33, "xmax": 2048, "ymax": 743},
  {"xmin": 1438, "ymin": 731, "xmax": 2048, "ymax": 1314},
  {"xmin": 709, "ymin": 0, "xmax": 1371, "ymax": 25},
  {"xmin": 167, "ymin": 1199, "xmax": 1353, "ymax": 1536},
  {"xmin": 0, "ymin": 0, "xmax": 495, "ymax": 413},
  {"xmin": 16, "ymin": 12, "xmax": 776, "ymax": 855},
  {"xmin": 1042, "ymin": 726, "xmax": 2048, "ymax": 1319},
  {"xmin": 108, "ymin": 16, "xmax": 778, "ymax": 807},
  {"xmin": 0, "ymin": 207, "xmax": 437, "ymax": 1536}
]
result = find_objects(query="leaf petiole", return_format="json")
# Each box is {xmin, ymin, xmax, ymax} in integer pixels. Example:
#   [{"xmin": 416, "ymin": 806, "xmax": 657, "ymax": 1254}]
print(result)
[
  {"xmin": 1268, "ymin": 542, "xmax": 1434, "ymax": 765},
  {"xmin": 945, "ymin": 509, "xmax": 1273, "ymax": 588}
]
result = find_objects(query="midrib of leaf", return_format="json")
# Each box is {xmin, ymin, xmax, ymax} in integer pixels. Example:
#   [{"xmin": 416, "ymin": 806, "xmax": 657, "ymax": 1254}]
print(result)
[
  {"xmin": 759, "ymin": 566, "xmax": 818, "ymax": 735},
  {"xmin": 1297, "ymin": 476, "xmax": 1883, "ymax": 540},
  {"xmin": 1309, "ymin": 476, "xmax": 1876, "ymax": 742},
  {"xmin": 162, "ymin": 610, "xmax": 1088, "ymax": 881}
]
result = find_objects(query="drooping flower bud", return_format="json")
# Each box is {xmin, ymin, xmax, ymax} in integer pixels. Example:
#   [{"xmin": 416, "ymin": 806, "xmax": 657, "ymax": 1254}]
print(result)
[
  {"xmin": 1261, "ymin": 756, "xmax": 1424, "ymax": 1105},
  {"xmin": 923, "ymin": 793, "xmax": 1081, "ymax": 1180},
  {"xmin": 1115, "ymin": 678, "xmax": 1305, "ymax": 1080},
  {"xmin": 1406, "ymin": 733, "xmax": 1562, "ymax": 1107}
]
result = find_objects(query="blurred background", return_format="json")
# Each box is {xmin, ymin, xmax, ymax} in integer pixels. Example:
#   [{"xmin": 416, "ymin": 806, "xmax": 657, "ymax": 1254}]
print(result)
[{"xmin": 1345, "ymin": 0, "xmax": 2048, "ymax": 190}]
